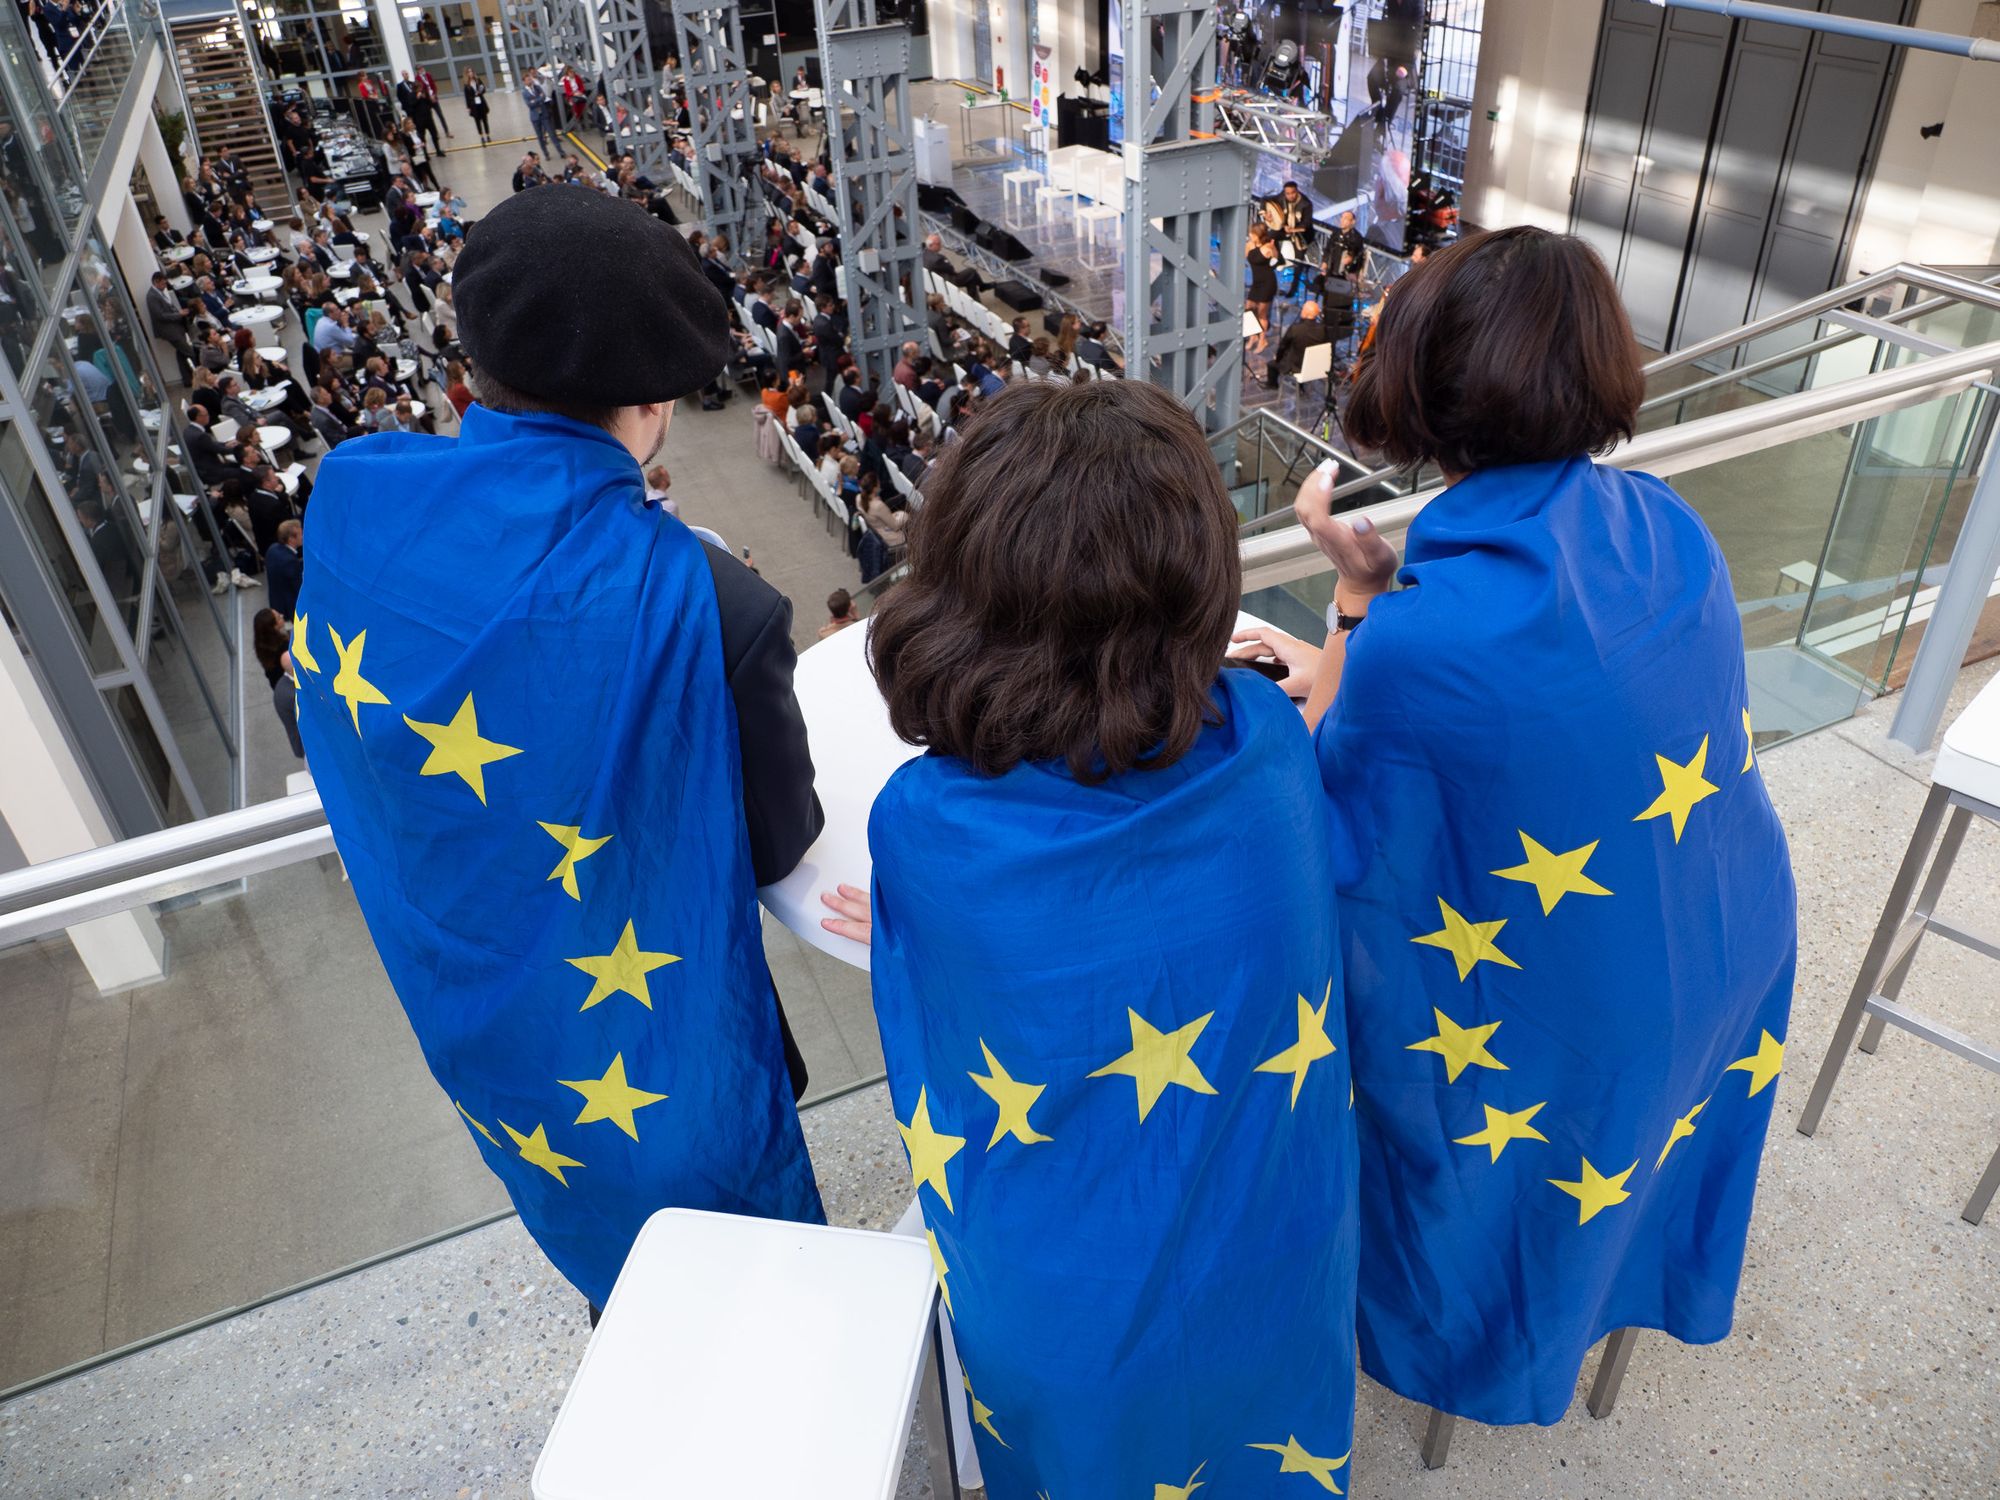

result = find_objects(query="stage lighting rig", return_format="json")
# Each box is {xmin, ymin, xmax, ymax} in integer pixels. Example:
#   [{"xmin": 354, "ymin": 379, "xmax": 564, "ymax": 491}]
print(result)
[{"xmin": 1262, "ymin": 38, "xmax": 1301, "ymax": 95}]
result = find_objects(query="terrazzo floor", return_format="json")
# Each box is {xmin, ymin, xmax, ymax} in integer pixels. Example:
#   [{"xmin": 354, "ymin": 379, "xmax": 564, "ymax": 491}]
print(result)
[{"xmin": 3, "ymin": 663, "xmax": 1997, "ymax": 1498}]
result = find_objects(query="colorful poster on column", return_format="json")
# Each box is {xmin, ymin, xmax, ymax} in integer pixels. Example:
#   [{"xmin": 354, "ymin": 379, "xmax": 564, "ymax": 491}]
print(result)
[{"xmin": 1031, "ymin": 45, "xmax": 1052, "ymax": 129}]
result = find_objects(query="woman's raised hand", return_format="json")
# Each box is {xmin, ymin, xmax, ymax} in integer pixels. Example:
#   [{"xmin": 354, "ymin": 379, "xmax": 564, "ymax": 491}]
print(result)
[
  {"xmin": 1293, "ymin": 459, "xmax": 1401, "ymax": 604},
  {"xmin": 1229, "ymin": 625, "xmax": 1321, "ymax": 698}
]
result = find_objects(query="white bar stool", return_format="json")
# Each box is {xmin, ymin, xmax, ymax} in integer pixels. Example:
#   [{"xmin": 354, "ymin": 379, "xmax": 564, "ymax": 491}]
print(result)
[
  {"xmin": 1076, "ymin": 204, "xmax": 1121, "ymax": 269},
  {"xmin": 533, "ymin": 1208, "xmax": 957, "ymax": 1500},
  {"xmin": 1001, "ymin": 167, "xmax": 1043, "ymax": 228},
  {"xmin": 1798, "ymin": 670, "xmax": 2000, "ymax": 1225}
]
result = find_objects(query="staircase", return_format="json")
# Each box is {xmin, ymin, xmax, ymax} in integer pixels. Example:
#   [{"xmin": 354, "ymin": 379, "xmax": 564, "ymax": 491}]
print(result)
[{"xmin": 169, "ymin": 12, "xmax": 290, "ymax": 208}]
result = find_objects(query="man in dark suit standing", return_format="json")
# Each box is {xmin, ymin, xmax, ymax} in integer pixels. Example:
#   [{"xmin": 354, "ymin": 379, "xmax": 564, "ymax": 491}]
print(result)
[
  {"xmin": 265, "ymin": 517, "xmax": 304, "ymax": 621},
  {"xmin": 145, "ymin": 270, "xmax": 193, "ymax": 382},
  {"xmin": 774, "ymin": 307, "xmax": 806, "ymax": 384},
  {"xmin": 811, "ymin": 294, "xmax": 846, "ymax": 378}
]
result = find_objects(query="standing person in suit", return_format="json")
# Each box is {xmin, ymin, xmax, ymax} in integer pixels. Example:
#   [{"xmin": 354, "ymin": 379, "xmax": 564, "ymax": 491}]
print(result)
[
  {"xmin": 145, "ymin": 270, "xmax": 194, "ymax": 382},
  {"xmin": 462, "ymin": 69, "xmax": 491, "ymax": 143},
  {"xmin": 264, "ymin": 517, "xmax": 305, "ymax": 620}
]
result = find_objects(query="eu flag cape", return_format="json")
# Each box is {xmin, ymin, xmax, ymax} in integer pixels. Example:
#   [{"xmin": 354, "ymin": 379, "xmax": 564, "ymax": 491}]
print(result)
[
  {"xmin": 1316, "ymin": 457, "xmax": 1796, "ymax": 1425},
  {"xmin": 293, "ymin": 407, "xmax": 823, "ymax": 1307},
  {"xmin": 870, "ymin": 670, "xmax": 1358, "ymax": 1499}
]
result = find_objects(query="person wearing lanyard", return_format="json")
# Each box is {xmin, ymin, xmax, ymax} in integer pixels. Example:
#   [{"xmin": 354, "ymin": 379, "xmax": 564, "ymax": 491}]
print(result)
[{"xmin": 291, "ymin": 187, "xmax": 827, "ymax": 1317}]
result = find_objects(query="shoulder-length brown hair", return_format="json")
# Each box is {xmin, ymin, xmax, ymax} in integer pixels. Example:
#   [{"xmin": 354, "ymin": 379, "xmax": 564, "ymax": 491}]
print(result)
[
  {"xmin": 869, "ymin": 379, "xmax": 1240, "ymax": 783},
  {"xmin": 1344, "ymin": 225, "xmax": 1645, "ymax": 476}
]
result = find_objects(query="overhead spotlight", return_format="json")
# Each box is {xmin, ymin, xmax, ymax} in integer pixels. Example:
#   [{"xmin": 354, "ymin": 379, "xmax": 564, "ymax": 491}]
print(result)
[
  {"xmin": 1227, "ymin": 10, "xmax": 1255, "ymax": 44},
  {"xmin": 1920, "ymin": 120, "xmax": 1944, "ymax": 139},
  {"xmin": 1263, "ymin": 38, "xmax": 1300, "ymax": 94}
]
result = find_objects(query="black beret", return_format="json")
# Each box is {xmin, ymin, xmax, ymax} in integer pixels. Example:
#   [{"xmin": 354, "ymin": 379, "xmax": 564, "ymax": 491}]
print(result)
[{"xmin": 452, "ymin": 185, "xmax": 732, "ymax": 407}]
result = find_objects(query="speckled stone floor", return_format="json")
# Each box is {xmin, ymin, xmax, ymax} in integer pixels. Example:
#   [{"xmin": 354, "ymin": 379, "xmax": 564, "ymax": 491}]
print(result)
[{"xmin": 4, "ymin": 666, "xmax": 1997, "ymax": 1499}]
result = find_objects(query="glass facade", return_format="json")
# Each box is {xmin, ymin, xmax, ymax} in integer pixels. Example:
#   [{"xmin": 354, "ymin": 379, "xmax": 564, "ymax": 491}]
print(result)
[{"xmin": 0, "ymin": 0, "xmax": 240, "ymax": 832}]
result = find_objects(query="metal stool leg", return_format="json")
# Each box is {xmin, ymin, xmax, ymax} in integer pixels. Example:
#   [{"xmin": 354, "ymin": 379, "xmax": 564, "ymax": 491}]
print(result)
[
  {"xmin": 1798, "ymin": 785, "xmax": 1952, "ymax": 1137},
  {"xmin": 1419, "ymin": 1408, "xmax": 1455, "ymax": 1470},
  {"xmin": 1587, "ymin": 1327, "xmax": 1638, "ymax": 1418},
  {"xmin": 1965, "ymin": 1140, "xmax": 2000, "ymax": 1226},
  {"xmin": 915, "ymin": 1310, "xmax": 963, "ymax": 1500},
  {"xmin": 1858, "ymin": 803, "xmax": 1974, "ymax": 1055}
]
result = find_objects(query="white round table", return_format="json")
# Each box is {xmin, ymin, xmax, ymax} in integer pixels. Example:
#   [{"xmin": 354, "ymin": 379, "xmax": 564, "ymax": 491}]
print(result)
[
  {"xmin": 257, "ymin": 423, "xmax": 291, "ymax": 452},
  {"xmin": 328, "ymin": 262, "xmax": 355, "ymax": 280},
  {"xmin": 243, "ymin": 246, "xmax": 278, "ymax": 264},
  {"xmin": 232, "ymin": 275, "xmax": 282, "ymax": 298},
  {"xmin": 245, "ymin": 382, "xmax": 290, "ymax": 412},
  {"xmin": 233, "ymin": 305, "xmax": 283, "ymax": 331},
  {"xmin": 758, "ymin": 610, "xmax": 1280, "ymax": 971},
  {"xmin": 163, "ymin": 245, "xmax": 194, "ymax": 264},
  {"xmin": 394, "ymin": 358, "xmax": 418, "ymax": 383},
  {"xmin": 169, "ymin": 275, "xmax": 193, "ymax": 291},
  {"xmin": 258, "ymin": 345, "xmax": 288, "ymax": 363},
  {"xmin": 252, "ymin": 218, "xmax": 274, "ymax": 232}
]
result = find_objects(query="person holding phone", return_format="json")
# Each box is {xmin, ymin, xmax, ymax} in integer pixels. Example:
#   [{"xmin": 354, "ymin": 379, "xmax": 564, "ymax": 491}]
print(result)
[
  {"xmin": 1233, "ymin": 226, "xmax": 1796, "ymax": 1429},
  {"xmin": 820, "ymin": 379, "xmax": 1358, "ymax": 1499}
]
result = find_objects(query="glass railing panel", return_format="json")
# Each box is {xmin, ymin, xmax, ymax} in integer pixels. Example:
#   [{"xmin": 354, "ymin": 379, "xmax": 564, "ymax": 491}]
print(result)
[
  {"xmin": 1638, "ymin": 325, "xmax": 1894, "ymax": 434},
  {"xmin": 1796, "ymin": 386, "xmax": 1992, "ymax": 694},
  {"xmin": 0, "ymin": 854, "xmax": 878, "ymax": 1394}
]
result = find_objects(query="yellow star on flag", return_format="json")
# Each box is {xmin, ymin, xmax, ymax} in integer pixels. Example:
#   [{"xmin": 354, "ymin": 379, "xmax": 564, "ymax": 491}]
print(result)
[
  {"xmin": 538, "ymin": 820, "xmax": 612, "ymax": 900},
  {"xmin": 963, "ymin": 1375, "xmax": 1008, "ymax": 1447},
  {"xmin": 1635, "ymin": 734, "xmax": 1719, "ymax": 842},
  {"xmin": 1742, "ymin": 708, "xmax": 1756, "ymax": 773},
  {"xmin": 327, "ymin": 624, "xmax": 390, "ymax": 733},
  {"xmin": 926, "ymin": 1227, "xmax": 953, "ymax": 1315},
  {"xmin": 455, "ymin": 1099, "xmax": 500, "ymax": 1148},
  {"xmin": 1255, "ymin": 980, "xmax": 1338, "ymax": 1108},
  {"xmin": 897, "ymin": 1086, "xmax": 966, "ymax": 1212},
  {"xmin": 560, "ymin": 1052, "xmax": 668, "ymax": 1140},
  {"xmin": 1549, "ymin": 1156, "xmax": 1635, "ymax": 1224},
  {"xmin": 566, "ymin": 919, "xmax": 680, "ymax": 1011},
  {"xmin": 1089, "ymin": 1007, "xmax": 1218, "ymax": 1123},
  {"xmin": 1406, "ymin": 1006, "xmax": 1507, "ymax": 1083},
  {"xmin": 1453, "ymin": 1101, "xmax": 1549, "ymax": 1162},
  {"xmin": 1156, "ymin": 1462, "xmax": 1207, "ymax": 1500},
  {"xmin": 1247, "ymin": 1435, "xmax": 1350, "ymax": 1493},
  {"xmin": 968, "ymin": 1040, "xmax": 1051, "ymax": 1149},
  {"xmin": 500, "ymin": 1119, "xmax": 585, "ymax": 1186},
  {"xmin": 403, "ymin": 693, "xmax": 523, "ymax": 804},
  {"xmin": 1725, "ymin": 1029, "xmax": 1785, "ymax": 1096},
  {"xmin": 290, "ymin": 614, "xmax": 319, "ymax": 674},
  {"xmin": 1655, "ymin": 1096, "xmax": 1709, "ymax": 1169},
  {"xmin": 1411, "ymin": 897, "xmax": 1521, "ymax": 981},
  {"xmin": 1490, "ymin": 832, "xmax": 1612, "ymax": 915}
]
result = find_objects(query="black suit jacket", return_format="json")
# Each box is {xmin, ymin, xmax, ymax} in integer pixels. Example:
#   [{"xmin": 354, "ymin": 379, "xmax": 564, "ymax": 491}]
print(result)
[
  {"xmin": 1272, "ymin": 319, "xmax": 1333, "ymax": 378},
  {"xmin": 1008, "ymin": 333, "xmax": 1032, "ymax": 366}
]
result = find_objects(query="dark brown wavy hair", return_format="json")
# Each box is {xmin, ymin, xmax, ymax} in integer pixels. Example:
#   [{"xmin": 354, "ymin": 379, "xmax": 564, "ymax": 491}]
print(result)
[
  {"xmin": 869, "ymin": 379, "xmax": 1240, "ymax": 783},
  {"xmin": 1344, "ymin": 225, "xmax": 1645, "ymax": 476}
]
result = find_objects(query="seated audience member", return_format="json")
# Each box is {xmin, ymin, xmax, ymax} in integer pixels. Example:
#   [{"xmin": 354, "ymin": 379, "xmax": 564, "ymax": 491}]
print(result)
[
  {"xmin": 1233, "ymin": 226, "xmax": 1797, "ymax": 1427},
  {"xmin": 1262, "ymin": 299, "xmax": 1333, "ymax": 389},
  {"xmin": 818, "ymin": 587, "xmax": 857, "ymax": 639},
  {"xmin": 818, "ymin": 378, "xmax": 1357, "ymax": 1498}
]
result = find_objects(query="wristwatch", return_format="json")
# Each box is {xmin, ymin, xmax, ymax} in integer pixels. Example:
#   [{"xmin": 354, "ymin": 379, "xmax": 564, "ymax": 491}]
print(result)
[{"xmin": 1332, "ymin": 609, "xmax": 1368, "ymax": 634}]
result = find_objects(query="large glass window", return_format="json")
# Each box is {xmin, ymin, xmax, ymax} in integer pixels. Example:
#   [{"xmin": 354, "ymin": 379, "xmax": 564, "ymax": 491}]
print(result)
[
  {"xmin": 0, "ymin": 418, "xmax": 128, "ymax": 672},
  {"xmin": 0, "ymin": 27, "xmax": 82, "ymax": 291}
]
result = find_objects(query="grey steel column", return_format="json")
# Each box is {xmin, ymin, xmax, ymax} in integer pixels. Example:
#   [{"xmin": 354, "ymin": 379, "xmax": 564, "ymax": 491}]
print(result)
[
  {"xmin": 813, "ymin": 0, "xmax": 926, "ymax": 389},
  {"xmin": 588, "ymin": 0, "xmax": 669, "ymax": 178},
  {"xmin": 1122, "ymin": 0, "xmax": 1250, "ymax": 434},
  {"xmin": 499, "ymin": 0, "xmax": 555, "ymax": 82},
  {"xmin": 672, "ymin": 0, "xmax": 757, "ymax": 257},
  {"xmin": 1889, "ymin": 399, "xmax": 2000, "ymax": 751}
]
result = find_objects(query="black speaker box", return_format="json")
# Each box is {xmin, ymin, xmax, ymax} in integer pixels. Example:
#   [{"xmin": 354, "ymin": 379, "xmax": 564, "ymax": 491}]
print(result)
[
  {"xmin": 951, "ymin": 204, "xmax": 983, "ymax": 234},
  {"xmin": 919, "ymin": 182, "xmax": 966, "ymax": 213},
  {"xmin": 992, "ymin": 278, "xmax": 1044, "ymax": 310},
  {"xmin": 976, "ymin": 224, "xmax": 1034, "ymax": 262}
]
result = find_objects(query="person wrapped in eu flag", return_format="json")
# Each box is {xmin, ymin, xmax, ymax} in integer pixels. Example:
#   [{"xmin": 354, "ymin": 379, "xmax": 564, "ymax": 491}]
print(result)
[
  {"xmin": 1240, "ymin": 227, "xmax": 1797, "ymax": 1427},
  {"xmin": 292, "ymin": 188, "xmax": 825, "ymax": 1310},
  {"xmin": 820, "ymin": 381, "xmax": 1360, "ymax": 1499}
]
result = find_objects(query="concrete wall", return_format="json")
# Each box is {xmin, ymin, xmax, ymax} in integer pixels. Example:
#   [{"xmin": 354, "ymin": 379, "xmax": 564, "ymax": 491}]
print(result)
[
  {"xmin": 1461, "ymin": 0, "xmax": 2000, "ymax": 277},
  {"xmin": 1458, "ymin": 0, "xmax": 1603, "ymax": 234},
  {"xmin": 1847, "ymin": 0, "xmax": 2000, "ymax": 273}
]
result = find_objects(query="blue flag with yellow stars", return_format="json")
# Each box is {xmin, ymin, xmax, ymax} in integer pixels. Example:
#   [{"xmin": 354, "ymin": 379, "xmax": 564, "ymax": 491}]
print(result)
[
  {"xmin": 1316, "ymin": 455, "xmax": 1796, "ymax": 1426},
  {"xmin": 869, "ymin": 669, "xmax": 1359, "ymax": 1499},
  {"xmin": 292, "ymin": 407, "xmax": 823, "ymax": 1307}
]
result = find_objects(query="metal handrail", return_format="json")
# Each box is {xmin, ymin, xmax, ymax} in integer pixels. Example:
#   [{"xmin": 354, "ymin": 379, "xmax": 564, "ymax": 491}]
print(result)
[
  {"xmin": 1638, "ymin": 269, "xmax": 2000, "ymax": 415},
  {"xmin": 3, "ymin": 316, "xmax": 1997, "ymax": 949},
  {"xmin": 1241, "ymin": 332, "xmax": 2000, "ymax": 590}
]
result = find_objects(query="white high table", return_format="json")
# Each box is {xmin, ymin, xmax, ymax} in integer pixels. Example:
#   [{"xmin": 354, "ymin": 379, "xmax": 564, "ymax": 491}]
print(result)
[{"xmin": 757, "ymin": 610, "xmax": 1279, "ymax": 973}]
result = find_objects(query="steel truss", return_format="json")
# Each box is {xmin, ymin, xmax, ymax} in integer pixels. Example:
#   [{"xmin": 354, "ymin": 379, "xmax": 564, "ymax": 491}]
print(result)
[
  {"xmin": 671, "ymin": 0, "xmax": 758, "ymax": 256},
  {"xmin": 812, "ymin": 0, "xmax": 926, "ymax": 389},
  {"xmin": 587, "ymin": 0, "xmax": 670, "ymax": 178},
  {"xmin": 1206, "ymin": 87, "xmax": 1340, "ymax": 165},
  {"xmin": 1124, "ymin": 0, "xmax": 1251, "ymax": 433},
  {"xmin": 500, "ymin": 0, "xmax": 591, "ymax": 84}
]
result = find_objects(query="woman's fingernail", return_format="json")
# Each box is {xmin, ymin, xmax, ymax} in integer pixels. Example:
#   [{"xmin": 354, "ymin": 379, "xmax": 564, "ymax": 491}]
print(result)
[
  {"xmin": 1354, "ymin": 517, "xmax": 1373, "ymax": 535},
  {"xmin": 1316, "ymin": 458, "xmax": 1336, "ymax": 478}
]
